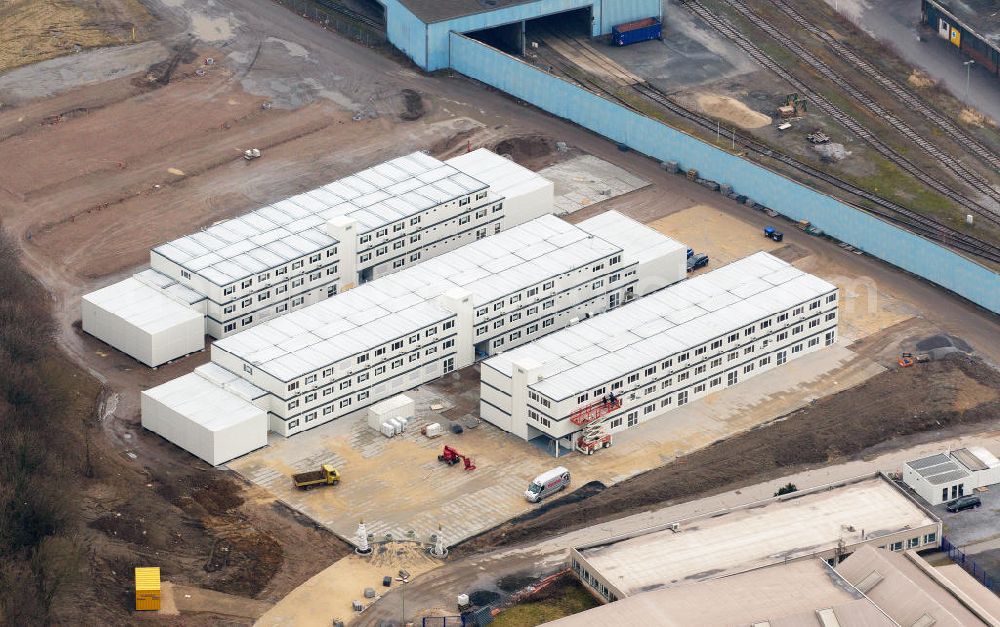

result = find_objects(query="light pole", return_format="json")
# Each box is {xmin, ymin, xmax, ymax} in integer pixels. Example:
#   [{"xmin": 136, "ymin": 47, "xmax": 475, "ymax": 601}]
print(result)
[{"xmin": 963, "ymin": 60, "xmax": 975, "ymax": 102}]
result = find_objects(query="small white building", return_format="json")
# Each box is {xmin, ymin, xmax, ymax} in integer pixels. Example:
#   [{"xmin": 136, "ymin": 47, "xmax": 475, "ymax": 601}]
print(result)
[
  {"xmin": 140, "ymin": 363, "xmax": 268, "ymax": 465},
  {"xmin": 81, "ymin": 277, "xmax": 204, "ymax": 367},
  {"xmin": 481, "ymin": 252, "xmax": 838, "ymax": 449},
  {"xmin": 82, "ymin": 149, "xmax": 554, "ymax": 366},
  {"xmin": 903, "ymin": 447, "xmax": 1000, "ymax": 505},
  {"xmin": 142, "ymin": 211, "xmax": 686, "ymax": 460}
]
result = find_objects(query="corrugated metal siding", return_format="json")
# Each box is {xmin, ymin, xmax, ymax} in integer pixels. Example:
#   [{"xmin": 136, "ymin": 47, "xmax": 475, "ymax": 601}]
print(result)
[
  {"xmin": 596, "ymin": 0, "xmax": 661, "ymax": 33},
  {"xmin": 385, "ymin": 0, "xmax": 660, "ymax": 70},
  {"xmin": 448, "ymin": 33, "xmax": 1000, "ymax": 314},
  {"xmin": 384, "ymin": 0, "xmax": 429, "ymax": 69}
]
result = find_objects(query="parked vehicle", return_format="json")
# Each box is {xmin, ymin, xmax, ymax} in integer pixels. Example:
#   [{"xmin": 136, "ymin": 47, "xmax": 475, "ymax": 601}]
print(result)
[
  {"xmin": 946, "ymin": 495, "xmax": 981, "ymax": 512},
  {"xmin": 611, "ymin": 17, "xmax": 662, "ymax": 47},
  {"xmin": 764, "ymin": 226, "xmax": 784, "ymax": 242},
  {"xmin": 687, "ymin": 253, "xmax": 709, "ymax": 272},
  {"xmin": 292, "ymin": 464, "xmax": 340, "ymax": 490},
  {"xmin": 525, "ymin": 467, "xmax": 570, "ymax": 503}
]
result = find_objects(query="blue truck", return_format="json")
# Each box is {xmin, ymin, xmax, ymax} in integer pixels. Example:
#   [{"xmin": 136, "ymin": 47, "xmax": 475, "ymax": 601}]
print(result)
[{"xmin": 611, "ymin": 17, "xmax": 662, "ymax": 46}]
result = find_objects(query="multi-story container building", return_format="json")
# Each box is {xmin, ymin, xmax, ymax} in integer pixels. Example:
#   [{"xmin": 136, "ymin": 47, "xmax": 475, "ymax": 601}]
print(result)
[
  {"xmin": 82, "ymin": 149, "xmax": 553, "ymax": 365},
  {"xmin": 480, "ymin": 252, "xmax": 839, "ymax": 452},
  {"xmin": 141, "ymin": 212, "xmax": 687, "ymax": 463}
]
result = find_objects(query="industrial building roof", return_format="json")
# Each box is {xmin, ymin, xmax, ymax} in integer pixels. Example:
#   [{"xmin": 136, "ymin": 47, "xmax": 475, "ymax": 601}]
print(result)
[
  {"xmin": 926, "ymin": 0, "xmax": 1000, "ymax": 48},
  {"xmin": 835, "ymin": 544, "xmax": 996, "ymax": 626},
  {"xmin": 395, "ymin": 0, "xmax": 541, "ymax": 24},
  {"xmin": 142, "ymin": 372, "xmax": 264, "ymax": 432},
  {"xmin": 487, "ymin": 252, "xmax": 835, "ymax": 400},
  {"xmin": 213, "ymin": 213, "xmax": 651, "ymax": 382},
  {"xmin": 82, "ymin": 277, "xmax": 203, "ymax": 334},
  {"xmin": 550, "ymin": 559, "xmax": 892, "ymax": 627},
  {"xmin": 152, "ymin": 152, "xmax": 488, "ymax": 286},
  {"xmin": 575, "ymin": 475, "xmax": 936, "ymax": 597},
  {"xmin": 446, "ymin": 149, "xmax": 552, "ymax": 204},
  {"xmin": 906, "ymin": 452, "xmax": 972, "ymax": 485},
  {"xmin": 952, "ymin": 446, "xmax": 1000, "ymax": 471}
]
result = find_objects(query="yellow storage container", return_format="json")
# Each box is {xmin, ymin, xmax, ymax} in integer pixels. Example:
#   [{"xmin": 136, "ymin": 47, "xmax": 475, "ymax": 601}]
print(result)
[{"xmin": 134, "ymin": 567, "xmax": 161, "ymax": 611}]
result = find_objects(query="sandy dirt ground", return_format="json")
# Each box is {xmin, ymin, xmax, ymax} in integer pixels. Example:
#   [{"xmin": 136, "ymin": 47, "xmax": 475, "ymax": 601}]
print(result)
[
  {"xmin": 0, "ymin": 0, "xmax": 998, "ymax": 622},
  {"xmin": 258, "ymin": 542, "xmax": 443, "ymax": 626},
  {"xmin": 691, "ymin": 93, "xmax": 772, "ymax": 129}
]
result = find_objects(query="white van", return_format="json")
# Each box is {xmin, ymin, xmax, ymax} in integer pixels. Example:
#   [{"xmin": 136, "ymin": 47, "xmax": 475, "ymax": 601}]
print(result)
[{"xmin": 525, "ymin": 467, "xmax": 571, "ymax": 503}]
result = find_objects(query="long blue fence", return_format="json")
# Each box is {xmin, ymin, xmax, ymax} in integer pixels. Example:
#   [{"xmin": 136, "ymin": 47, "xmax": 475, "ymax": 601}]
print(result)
[
  {"xmin": 448, "ymin": 33, "xmax": 1000, "ymax": 314},
  {"xmin": 942, "ymin": 536, "xmax": 999, "ymax": 593}
]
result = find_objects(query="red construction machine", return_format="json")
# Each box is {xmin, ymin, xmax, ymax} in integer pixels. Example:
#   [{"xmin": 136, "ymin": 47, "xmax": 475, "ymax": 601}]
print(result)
[{"xmin": 438, "ymin": 445, "xmax": 476, "ymax": 470}]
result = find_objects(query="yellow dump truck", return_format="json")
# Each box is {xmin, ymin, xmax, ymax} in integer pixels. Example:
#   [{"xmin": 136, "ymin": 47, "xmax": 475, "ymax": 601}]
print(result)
[{"xmin": 292, "ymin": 464, "xmax": 341, "ymax": 490}]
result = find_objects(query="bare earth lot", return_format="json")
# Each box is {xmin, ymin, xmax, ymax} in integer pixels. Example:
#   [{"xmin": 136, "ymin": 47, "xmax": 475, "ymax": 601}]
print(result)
[{"xmin": 0, "ymin": 0, "xmax": 999, "ymax": 623}]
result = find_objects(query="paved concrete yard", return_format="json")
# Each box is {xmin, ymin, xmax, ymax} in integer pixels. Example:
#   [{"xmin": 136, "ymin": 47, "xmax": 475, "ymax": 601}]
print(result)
[
  {"xmin": 650, "ymin": 205, "xmax": 916, "ymax": 344},
  {"xmin": 227, "ymin": 345, "xmax": 881, "ymax": 548},
  {"xmin": 225, "ymin": 201, "xmax": 922, "ymax": 550},
  {"xmin": 539, "ymin": 155, "xmax": 649, "ymax": 215}
]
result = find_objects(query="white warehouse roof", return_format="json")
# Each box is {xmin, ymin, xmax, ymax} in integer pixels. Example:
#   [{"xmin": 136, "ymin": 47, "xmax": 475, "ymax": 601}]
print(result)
[
  {"xmin": 212, "ymin": 213, "xmax": 652, "ymax": 382},
  {"xmin": 487, "ymin": 252, "xmax": 835, "ymax": 400},
  {"xmin": 576, "ymin": 211, "xmax": 686, "ymax": 266},
  {"xmin": 82, "ymin": 277, "xmax": 203, "ymax": 334},
  {"xmin": 446, "ymin": 148, "xmax": 550, "ymax": 203},
  {"xmin": 152, "ymin": 152, "xmax": 489, "ymax": 286},
  {"xmin": 143, "ymin": 371, "xmax": 265, "ymax": 433}
]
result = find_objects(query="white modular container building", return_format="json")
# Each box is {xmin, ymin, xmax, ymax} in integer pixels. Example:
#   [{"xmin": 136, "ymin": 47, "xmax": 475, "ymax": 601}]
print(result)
[
  {"xmin": 481, "ymin": 252, "xmax": 839, "ymax": 445},
  {"xmin": 446, "ymin": 149, "xmax": 554, "ymax": 228},
  {"xmin": 140, "ymin": 363, "xmax": 268, "ymax": 465},
  {"xmin": 143, "ymin": 211, "xmax": 687, "ymax": 460},
  {"xmin": 903, "ymin": 447, "xmax": 1000, "ymax": 505},
  {"xmin": 81, "ymin": 149, "xmax": 555, "ymax": 366},
  {"xmin": 81, "ymin": 277, "xmax": 204, "ymax": 367}
]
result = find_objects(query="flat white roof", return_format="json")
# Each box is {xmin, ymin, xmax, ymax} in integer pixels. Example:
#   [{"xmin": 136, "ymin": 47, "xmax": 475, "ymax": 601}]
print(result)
[
  {"xmin": 143, "ymin": 371, "xmax": 264, "ymax": 432},
  {"xmin": 551, "ymin": 559, "xmax": 889, "ymax": 626},
  {"xmin": 445, "ymin": 148, "xmax": 551, "ymax": 200},
  {"xmin": 576, "ymin": 211, "xmax": 686, "ymax": 266},
  {"xmin": 486, "ymin": 252, "xmax": 836, "ymax": 400},
  {"xmin": 212, "ymin": 214, "xmax": 649, "ymax": 382},
  {"xmin": 577, "ymin": 476, "xmax": 936, "ymax": 596},
  {"xmin": 153, "ymin": 152, "xmax": 489, "ymax": 286},
  {"xmin": 82, "ymin": 277, "xmax": 202, "ymax": 334}
]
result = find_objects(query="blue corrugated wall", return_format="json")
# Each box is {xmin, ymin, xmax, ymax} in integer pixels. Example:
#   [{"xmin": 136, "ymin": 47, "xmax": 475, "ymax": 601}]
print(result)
[
  {"xmin": 382, "ymin": 0, "xmax": 660, "ymax": 70},
  {"xmin": 448, "ymin": 33, "xmax": 1000, "ymax": 313}
]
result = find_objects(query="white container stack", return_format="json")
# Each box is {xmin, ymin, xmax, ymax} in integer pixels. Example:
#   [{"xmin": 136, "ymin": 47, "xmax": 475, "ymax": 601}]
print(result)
[{"xmin": 367, "ymin": 394, "xmax": 416, "ymax": 432}]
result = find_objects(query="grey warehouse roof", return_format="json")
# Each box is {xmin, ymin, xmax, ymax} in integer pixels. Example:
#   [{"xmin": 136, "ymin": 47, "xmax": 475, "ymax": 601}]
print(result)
[
  {"xmin": 213, "ymin": 213, "xmax": 647, "ymax": 382},
  {"xmin": 487, "ymin": 251, "xmax": 835, "ymax": 400},
  {"xmin": 152, "ymin": 152, "xmax": 488, "ymax": 286},
  {"xmin": 926, "ymin": 0, "xmax": 1000, "ymax": 47},
  {"xmin": 576, "ymin": 475, "xmax": 936, "ymax": 596},
  {"xmin": 906, "ymin": 453, "xmax": 971, "ymax": 485},
  {"xmin": 395, "ymin": 0, "xmax": 541, "ymax": 24}
]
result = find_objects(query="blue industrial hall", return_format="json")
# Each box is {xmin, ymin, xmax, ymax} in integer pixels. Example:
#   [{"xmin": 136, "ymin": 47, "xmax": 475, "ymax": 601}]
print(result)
[{"xmin": 379, "ymin": 0, "xmax": 661, "ymax": 71}]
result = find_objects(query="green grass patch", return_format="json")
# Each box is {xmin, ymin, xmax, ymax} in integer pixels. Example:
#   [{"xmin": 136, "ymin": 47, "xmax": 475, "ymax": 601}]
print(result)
[{"xmin": 492, "ymin": 579, "xmax": 599, "ymax": 627}]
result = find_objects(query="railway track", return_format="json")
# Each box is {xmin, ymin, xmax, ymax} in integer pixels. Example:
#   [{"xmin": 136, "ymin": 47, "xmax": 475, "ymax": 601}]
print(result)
[
  {"xmin": 680, "ymin": 0, "xmax": 1000, "ymax": 226},
  {"xmin": 760, "ymin": 0, "xmax": 1000, "ymax": 174},
  {"xmin": 312, "ymin": 0, "xmax": 383, "ymax": 30},
  {"xmin": 529, "ymin": 27, "xmax": 1000, "ymax": 265}
]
